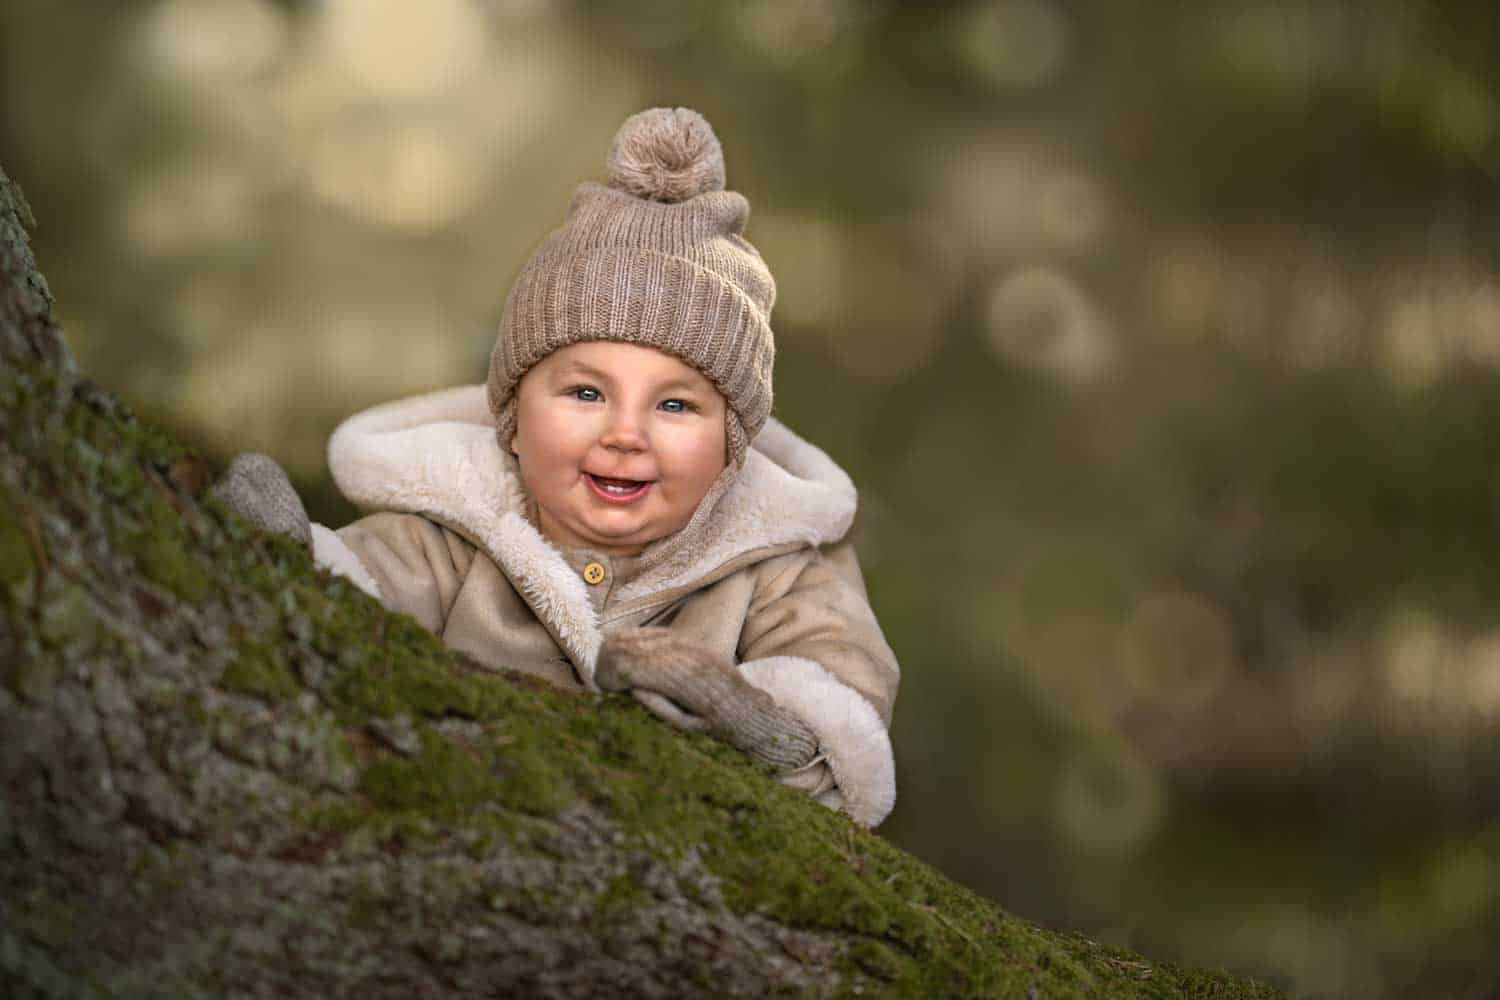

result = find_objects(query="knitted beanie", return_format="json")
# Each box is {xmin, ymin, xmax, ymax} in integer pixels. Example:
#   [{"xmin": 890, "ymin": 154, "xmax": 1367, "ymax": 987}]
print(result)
[{"xmin": 487, "ymin": 107, "xmax": 776, "ymax": 466}]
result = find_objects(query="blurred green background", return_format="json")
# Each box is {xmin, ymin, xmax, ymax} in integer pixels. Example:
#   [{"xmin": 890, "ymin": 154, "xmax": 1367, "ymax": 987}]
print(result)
[{"xmin": 6, "ymin": 1, "xmax": 1500, "ymax": 995}]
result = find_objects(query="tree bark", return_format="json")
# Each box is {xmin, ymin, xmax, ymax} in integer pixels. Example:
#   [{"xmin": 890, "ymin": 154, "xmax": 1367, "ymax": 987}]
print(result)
[{"xmin": 0, "ymin": 164, "xmax": 1283, "ymax": 999}]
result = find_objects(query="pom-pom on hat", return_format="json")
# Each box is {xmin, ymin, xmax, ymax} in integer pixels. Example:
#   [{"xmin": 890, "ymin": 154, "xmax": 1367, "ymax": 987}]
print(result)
[
  {"xmin": 487, "ymin": 107, "xmax": 776, "ymax": 466},
  {"xmin": 605, "ymin": 106, "xmax": 726, "ymax": 203}
]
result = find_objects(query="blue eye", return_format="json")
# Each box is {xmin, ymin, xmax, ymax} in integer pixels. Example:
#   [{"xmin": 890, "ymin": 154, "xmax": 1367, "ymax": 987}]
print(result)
[
  {"xmin": 660, "ymin": 399, "xmax": 693, "ymax": 414},
  {"xmin": 571, "ymin": 386, "xmax": 601, "ymax": 402}
]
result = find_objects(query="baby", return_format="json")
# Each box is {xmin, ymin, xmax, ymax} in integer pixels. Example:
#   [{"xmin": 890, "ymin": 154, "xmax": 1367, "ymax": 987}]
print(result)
[{"xmin": 218, "ymin": 108, "xmax": 899, "ymax": 827}]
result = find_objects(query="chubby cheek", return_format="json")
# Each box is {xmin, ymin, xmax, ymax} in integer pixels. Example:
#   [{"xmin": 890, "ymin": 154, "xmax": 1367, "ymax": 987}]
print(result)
[
  {"xmin": 659, "ymin": 427, "xmax": 726, "ymax": 500},
  {"xmin": 515, "ymin": 421, "xmax": 585, "ymax": 492}
]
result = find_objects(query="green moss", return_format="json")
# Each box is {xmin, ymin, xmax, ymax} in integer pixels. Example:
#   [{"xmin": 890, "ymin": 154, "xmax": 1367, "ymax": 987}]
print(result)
[
  {"xmin": 484, "ymin": 720, "xmax": 575, "ymax": 816},
  {"xmin": 37, "ymin": 583, "xmax": 96, "ymax": 650},
  {"xmin": 221, "ymin": 640, "xmax": 299, "ymax": 703},
  {"xmin": 183, "ymin": 693, "xmax": 212, "ymax": 726},
  {"xmin": 101, "ymin": 447, "xmax": 147, "ymax": 501},
  {"xmin": 8, "ymin": 647, "xmax": 57, "ymax": 700},
  {"xmin": 353, "ymin": 725, "xmax": 567, "ymax": 822},
  {"xmin": 595, "ymin": 873, "xmax": 646, "ymax": 917},
  {"xmin": 846, "ymin": 939, "xmax": 903, "ymax": 982},
  {"xmin": 315, "ymin": 604, "xmax": 524, "ymax": 724},
  {"xmin": 296, "ymin": 800, "xmax": 368, "ymax": 838},
  {"xmin": 361, "ymin": 732, "xmax": 501, "ymax": 813},
  {"xmin": 19, "ymin": 378, "xmax": 211, "ymax": 607},
  {"xmin": 346, "ymin": 877, "xmax": 387, "ymax": 931},
  {"xmin": 132, "ymin": 493, "xmax": 211, "ymax": 603},
  {"xmin": 0, "ymin": 488, "xmax": 34, "ymax": 590}
]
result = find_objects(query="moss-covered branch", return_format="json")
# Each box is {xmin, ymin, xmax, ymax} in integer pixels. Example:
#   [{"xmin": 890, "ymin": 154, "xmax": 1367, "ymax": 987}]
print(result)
[{"xmin": 0, "ymin": 164, "xmax": 1282, "ymax": 998}]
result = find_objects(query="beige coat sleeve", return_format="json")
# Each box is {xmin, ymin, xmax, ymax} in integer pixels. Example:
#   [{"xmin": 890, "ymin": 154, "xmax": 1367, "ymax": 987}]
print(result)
[
  {"xmin": 738, "ymin": 539, "xmax": 900, "ymax": 724},
  {"xmin": 314, "ymin": 512, "xmax": 477, "ymax": 634},
  {"xmin": 735, "ymin": 539, "xmax": 900, "ymax": 826}
]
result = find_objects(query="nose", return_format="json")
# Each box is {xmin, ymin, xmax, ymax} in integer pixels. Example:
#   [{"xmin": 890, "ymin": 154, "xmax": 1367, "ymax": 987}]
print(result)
[{"xmin": 599, "ymin": 405, "xmax": 648, "ymax": 454}]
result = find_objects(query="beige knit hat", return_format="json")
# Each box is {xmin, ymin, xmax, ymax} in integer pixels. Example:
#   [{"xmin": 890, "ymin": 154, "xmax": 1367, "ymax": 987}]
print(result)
[{"xmin": 487, "ymin": 107, "xmax": 776, "ymax": 466}]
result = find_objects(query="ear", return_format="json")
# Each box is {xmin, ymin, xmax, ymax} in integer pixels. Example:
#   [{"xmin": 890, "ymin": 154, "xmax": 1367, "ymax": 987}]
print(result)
[
  {"xmin": 725, "ymin": 410, "xmax": 748, "ymax": 468},
  {"xmin": 497, "ymin": 398, "xmax": 520, "ymax": 457}
]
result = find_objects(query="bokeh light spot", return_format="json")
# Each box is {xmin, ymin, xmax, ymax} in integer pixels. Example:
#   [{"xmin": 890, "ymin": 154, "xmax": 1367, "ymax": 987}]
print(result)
[
  {"xmin": 735, "ymin": 0, "xmax": 853, "ymax": 66},
  {"xmin": 306, "ymin": 122, "xmax": 486, "ymax": 233},
  {"xmin": 133, "ymin": 0, "xmax": 288, "ymax": 83},
  {"xmin": 122, "ymin": 162, "xmax": 264, "ymax": 255},
  {"xmin": 1380, "ymin": 290, "xmax": 1446, "ymax": 391},
  {"xmin": 1118, "ymin": 591, "xmax": 1235, "ymax": 712},
  {"xmin": 1285, "ymin": 276, "xmax": 1361, "ymax": 371},
  {"xmin": 1380, "ymin": 605, "xmax": 1446, "ymax": 710},
  {"xmin": 1212, "ymin": 4, "xmax": 1319, "ymax": 91},
  {"xmin": 1433, "ymin": 77, "xmax": 1495, "ymax": 159},
  {"xmin": 1426, "ymin": 840, "xmax": 1499, "ymax": 919},
  {"xmin": 1464, "ymin": 633, "xmax": 1500, "ymax": 722},
  {"xmin": 1145, "ymin": 240, "xmax": 1221, "ymax": 343},
  {"xmin": 1464, "ymin": 279, "xmax": 1500, "ymax": 367},
  {"xmin": 755, "ymin": 212, "xmax": 944, "ymax": 380},
  {"xmin": 318, "ymin": 0, "xmax": 488, "ymax": 100},
  {"xmin": 960, "ymin": 0, "xmax": 1071, "ymax": 90},
  {"xmin": 935, "ymin": 137, "xmax": 1110, "ymax": 257},
  {"xmin": 1054, "ymin": 747, "xmax": 1163, "ymax": 854},
  {"xmin": 984, "ymin": 267, "xmax": 1114, "ymax": 387}
]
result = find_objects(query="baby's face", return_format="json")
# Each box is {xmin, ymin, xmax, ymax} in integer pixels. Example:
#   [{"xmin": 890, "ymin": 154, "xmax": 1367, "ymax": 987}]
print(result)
[{"xmin": 512, "ymin": 341, "xmax": 728, "ymax": 557}]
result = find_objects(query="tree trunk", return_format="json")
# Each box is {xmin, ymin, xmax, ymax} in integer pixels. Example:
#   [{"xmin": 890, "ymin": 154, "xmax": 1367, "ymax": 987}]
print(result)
[{"xmin": 0, "ymin": 164, "xmax": 1282, "ymax": 999}]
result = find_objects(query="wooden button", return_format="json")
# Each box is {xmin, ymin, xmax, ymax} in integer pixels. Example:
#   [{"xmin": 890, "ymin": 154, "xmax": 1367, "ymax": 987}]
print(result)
[{"xmin": 583, "ymin": 561, "xmax": 607, "ymax": 585}]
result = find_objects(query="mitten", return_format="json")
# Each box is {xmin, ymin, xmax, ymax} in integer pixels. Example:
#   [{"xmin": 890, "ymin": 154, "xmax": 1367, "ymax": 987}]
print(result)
[
  {"xmin": 596, "ymin": 627, "xmax": 819, "ymax": 771},
  {"xmin": 209, "ymin": 453, "xmax": 312, "ymax": 548}
]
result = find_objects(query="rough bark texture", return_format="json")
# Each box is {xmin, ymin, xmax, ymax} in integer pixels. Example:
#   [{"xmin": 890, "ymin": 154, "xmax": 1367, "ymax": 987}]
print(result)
[{"xmin": 0, "ymin": 164, "xmax": 1284, "ymax": 998}]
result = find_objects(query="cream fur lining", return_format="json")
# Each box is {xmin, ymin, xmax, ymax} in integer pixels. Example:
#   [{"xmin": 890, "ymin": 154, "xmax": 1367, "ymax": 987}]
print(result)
[
  {"xmin": 491, "ymin": 511, "xmax": 602, "ymax": 686},
  {"xmin": 310, "ymin": 524, "xmax": 383, "ymax": 600},
  {"xmin": 739, "ymin": 656, "xmax": 896, "ymax": 828}
]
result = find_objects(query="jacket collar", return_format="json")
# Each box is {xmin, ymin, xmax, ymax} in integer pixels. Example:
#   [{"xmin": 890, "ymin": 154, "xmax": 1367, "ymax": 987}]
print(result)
[{"xmin": 326, "ymin": 384, "xmax": 857, "ymax": 676}]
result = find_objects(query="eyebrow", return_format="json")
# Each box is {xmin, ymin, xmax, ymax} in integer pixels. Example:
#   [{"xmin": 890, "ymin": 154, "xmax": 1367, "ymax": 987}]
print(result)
[
  {"xmin": 550, "ymin": 361, "xmax": 713, "ymax": 395},
  {"xmin": 549, "ymin": 361, "xmax": 612, "ymax": 383},
  {"xmin": 655, "ymin": 375, "xmax": 715, "ymax": 394}
]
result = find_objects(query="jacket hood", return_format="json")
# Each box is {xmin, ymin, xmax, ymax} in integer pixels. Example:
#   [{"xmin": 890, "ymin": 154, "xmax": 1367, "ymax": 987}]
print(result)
[{"xmin": 326, "ymin": 385, "xmax": 858, "ymax": 663}]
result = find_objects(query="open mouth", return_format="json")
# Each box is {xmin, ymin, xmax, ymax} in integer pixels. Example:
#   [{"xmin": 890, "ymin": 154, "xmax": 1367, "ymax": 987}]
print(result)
[{"xmin": 585, "ymin": 473, "xmax": 652, "ymax": 503}]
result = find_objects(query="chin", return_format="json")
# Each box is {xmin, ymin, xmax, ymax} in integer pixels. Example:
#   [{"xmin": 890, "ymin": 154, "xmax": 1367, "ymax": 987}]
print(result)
[{"xmin": 580, "ymin": 520, "xmax": 651, "ymax": 548}]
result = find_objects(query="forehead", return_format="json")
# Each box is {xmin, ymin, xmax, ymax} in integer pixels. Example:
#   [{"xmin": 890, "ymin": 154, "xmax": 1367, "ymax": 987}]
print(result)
[{"xmin": 532, "ymin": 341, "xmax": 714, "ymax": 389}]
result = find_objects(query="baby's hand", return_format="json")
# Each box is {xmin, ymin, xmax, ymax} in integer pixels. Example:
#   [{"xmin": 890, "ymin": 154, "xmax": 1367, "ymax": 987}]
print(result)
[
  {"xmin": 597, "ymin": 627, "xmax": 818, "ymax": 771},
  {"xmin": 209, "ymin": 453, "xmax": 312, "ymax": 548}
]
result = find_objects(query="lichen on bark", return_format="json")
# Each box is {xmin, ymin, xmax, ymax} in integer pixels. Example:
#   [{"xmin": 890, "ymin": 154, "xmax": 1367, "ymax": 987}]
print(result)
[{"xmin": 0, "ymin": 163, "xmax": 1285, "ymax": 998}]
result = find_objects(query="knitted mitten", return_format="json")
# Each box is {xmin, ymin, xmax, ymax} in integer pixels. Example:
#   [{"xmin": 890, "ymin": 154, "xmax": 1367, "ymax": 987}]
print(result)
[
  {"xmin": 596, "ymin": 627, "xmax": 818, "ymax": 771},
  {"xmin": 209, "ymin": 453, "xmax": 312, "ymax": 548}
]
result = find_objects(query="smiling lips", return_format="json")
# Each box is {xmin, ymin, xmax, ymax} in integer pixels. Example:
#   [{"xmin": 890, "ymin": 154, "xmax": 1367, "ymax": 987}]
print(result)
[{"xmin": 584, "ymin": 472, "xmax": 653, "ymax": 504}]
